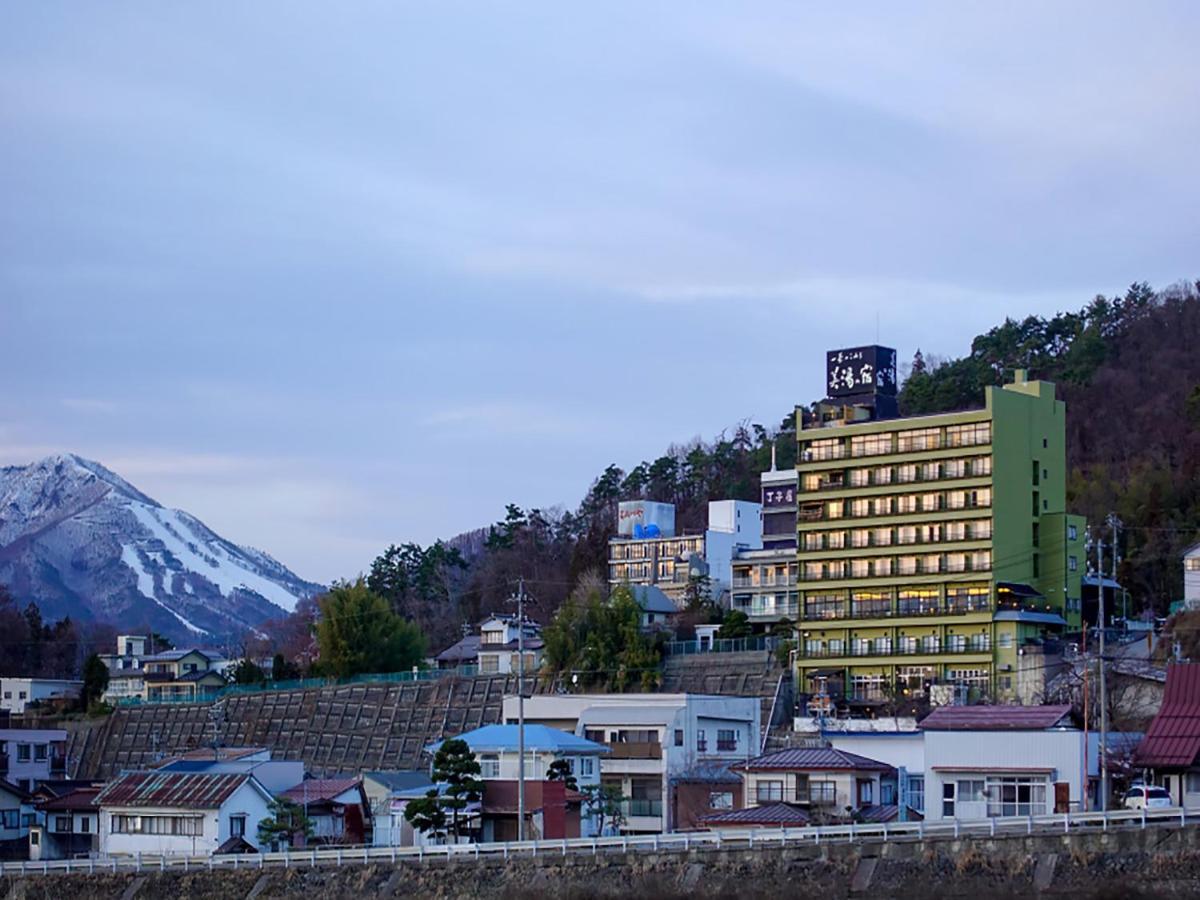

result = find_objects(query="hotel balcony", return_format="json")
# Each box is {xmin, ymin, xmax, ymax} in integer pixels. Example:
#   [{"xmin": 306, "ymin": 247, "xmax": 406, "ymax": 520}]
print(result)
[{"xmin": 797, "ymin": 640, "xmax": 992, "ymax": 660}]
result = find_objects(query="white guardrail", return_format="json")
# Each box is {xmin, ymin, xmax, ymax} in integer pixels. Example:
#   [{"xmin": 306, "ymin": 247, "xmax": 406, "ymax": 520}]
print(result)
[{"xmin": 5, "ymin": 807, "xmax": 1195, "ymax": 879}]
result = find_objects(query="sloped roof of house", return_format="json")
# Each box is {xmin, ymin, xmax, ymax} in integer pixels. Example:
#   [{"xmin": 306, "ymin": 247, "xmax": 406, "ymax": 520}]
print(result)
[
  {"xmin": 142, "ymin": 649, "xmax": 218, "ymax": 663},
  {"xmin": 364, "ymin": 771, "xmax": 434, "ymax": 793},
  {"xmin": 858, "ymin": 804, "xmax": 924, "ymax": 823},
  {"xmin": 629, "ymin": 585, "xmax": 678, "ymax": 616},
  {"xmin": 280, "ymin": 777, "xmax": 363, "ymax": 805},
  {"xmin": 701, "ymin": 802, "xmax": 810, "ymax": 827},
  {"xmin": 96, "ymin": 771, "xmax": 260, "ymax": 809},
  {"xmin": 1133, "ymin": 663, "xmax": 1200, "ymax": 768},
  {"xmin": 918, "ymin": 704, "xmax": 1074, "ymax": 731},
  {"xmin": 435, "ymin": 635, "xmax": 481, "ymax": 664},
  {"xmin": 734, "ymin": 747, "xmax": 892, "ymax": 773},
  {"xmin": 427, "ymin": 724, "xmax": 609, "ymax": 756},
  {"xmin": 38, "ymin": 787, "xmax": 101, "ymax": 812}
]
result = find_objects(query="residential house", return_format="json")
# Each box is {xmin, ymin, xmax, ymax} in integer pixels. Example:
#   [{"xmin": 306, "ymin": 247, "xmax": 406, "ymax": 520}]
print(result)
[
  {"xmin": 701, "ymin": 802, "xmax": 813, "ymax": 831},
  {"xmin": 99, "ymin": 636, "xmax": 156, "ymax": 704},
  {"xmin": 669, "ymin": 764, "xmax": 744, "ymax": 831},
  {"xmin": 142, "ymin": 650, "xmax": 227, "ymax": 703},
  {"xmin": 0, "ymin": 729, "xmax": 68, "ymax": 791},
  {"xmin": 429, "ymin": 724, "xmax": 606, "ymax": 840},
  {"xmin": 433, "ymin": 630, "xmax": 481, "ymax": 670},
  {"xmin": 0, "ymin": 679, "xmax": 82, "ymax": 715},
  {"xmin": 97, "ymin": 771, "xmax": 274, "ymax": 856},
  {"xmin": 730, "ymin": 747, "xmax": 893, "ymax": 821},
  {"xmin": 921, "ymin": 704, "xmax": 1084, "ymax": 820},
  {"xmin": 279, "ymin": 778, "xmax": 369, "ymax": 845},
  {"xmin": 476, "ymin": 615, "xmax": 543, "ymax": 675},
  {"xmin": 820, "ymin": 719, "xmax": 926, "ymax": 815},
  {"xmin": 0, "ymin": 780, "xmax": 34, "ymax": 853},
  {"xmin": 628, "ymin": 585, "xmax": 678, "ymax": 629},
  {"xmin": 1133, "ymin": 663, "xmax": 1200, "ymax": 807},
  {"xmin": 362, "ymin": 771, "xmax": 435, "ymax": 847},
  {"xmin": 153, "ymin": 747, "xmax": 304, "ymax": 794},
  {"xmin": 29, "ymin": 787, "xmax": 100, "ymax": 861},
  {"xmin": 503, "ymin": 693, "xmax": 761, "ymax": 833}
]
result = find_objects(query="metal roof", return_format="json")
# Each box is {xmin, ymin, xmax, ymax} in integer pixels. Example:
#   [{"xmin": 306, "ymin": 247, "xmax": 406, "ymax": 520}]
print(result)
[
  {"xmin": 435, "ymin": 635, "xmax": 480, "ymax": 663},
  {"xmin": 1133, "ymin": 663, "xmax": 1200, "ymax": 769},
  {"xmin": 280, "ymin": 778, "xmax": 363, "ymax": 804},
  {"xmin": 735, "ymin": 747, "xmax": 892, "ymax": 773},
  {"xmin": 363, "ymin": 771, "xmax": 434, "ymax": 793},
  {"xmin": 629, "ymin": 585, "xmax": 678, "ymax": 615},
  {"xmin": 919, "ymin": 704, "xmax": 1073, "ymax": 731},
  {"xmin": 428, "ymin": 724, "xmax": 609, "ymax": 755},
  {"xmin": 38, "ymin": 787, "xmax": 101, "ymax": 812},
  {"xmin": 701, "ymin": 802, "xmax": 810, "ymax": 826},
  {"xmin": 96, "ymin": 772, "xmax": 257, "ymax": 810}
]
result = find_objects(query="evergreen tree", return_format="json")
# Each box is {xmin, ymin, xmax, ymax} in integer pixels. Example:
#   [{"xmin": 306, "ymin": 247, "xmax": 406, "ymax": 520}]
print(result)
[
  {"xmin": 81, "ymin": 653, "xmax": 109, "ymax": 709},
  {"xmin": 547, "ymin": 758, "xmax": 578, "ymax": 791},
  {"xmin": 257, "ymin": 797, "xmax": 314, "ymax": 849},
  {"xmin": 314, "ymin": 579, "xmax": 427, "ymax": 678},
  {"xmin": 430, "ymin": 738, "xmax": 484, "ymax": 840}
]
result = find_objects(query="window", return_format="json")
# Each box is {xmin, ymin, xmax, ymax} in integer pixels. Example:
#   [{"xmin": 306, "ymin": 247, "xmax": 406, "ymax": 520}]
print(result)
[
  {"xmin": 970, "ymin": 551, "xmax": 991, "ymax": 571},
  {"xmin": 896, "ymin": 495, "xmax": 917, "ymax": 513},
  {"xmin": 971, "ymin": 455, "xmax": 993, "ymax": 476},
  {"xmin": 874, "ymin": 467, "xmax": 893, "ymax": 485},
  {"xmin": 0, "ymin": 810, "xmax": 17, "ymax": 829},
  {"xmin": 709, "ymin": 791, "xmax": 734, "ymax": 810},
  {"xmin": 946, "ymin": 422, "xmax": 991, "ymax": 447},
  {"xmin": 1185, "ymin": 773, "xmax": 1200, "ymax": 794},
  {"xmin": 805, "ymin": 594, "xmax": 847, "ymax": 620},
  {"xmin": 16, "ymin": 744, "xmax": 29, "ymax": 762},
  {"xmin": 897, "ymin": 428, "xmax": 940, "ymax": 452},
  {"xmin": 1068, "ymin": 524, "xmax": 1078, "ymax": 541},
  {"xmin": 852, "ymin": 591, "xmax": 891, "ymax": 618},
  {"xmin": 897, "ymin": 464, "xmax": 918, "ymax": 483},
  {"xmin": 577, "ymin": 756, "xmax": 595, "ymax": 777},
  {"xmin": 946, "ymin": 585, "xmax": 989, "ymax": 613},
  {"xmin": 79, "ymin": 816, "xmax": 90, "ymax": 833},
  {"xmin": 479, "ymin": 754, "xmax": 500, "ymax": 778},
  {"xmin": 110, "ymin": 815, "xmax": 203, "ymax": 836},
  {"xmin": 851, "ymin": 433, "xmax": 893, "ymax": 457},
  {"xmin": 946, "ymin": 490, "xmax": 967, "ymax": 510},
  {"xmin": 851, "ymin": 529, "xmax": 871, "ymax": 548},
  {"xmin": 850, "ymin": 674, "xmax": 886, "ymax": 700},
  {"xmin": 717, "ymin": 729, "xmax": 737, "ymax": 752},
  {"xmin": 873, "ymin": 527, "xmax": 892, "ymax": 547},
  {"xmin": 806, "ymin": 438, "xmax": 845, "ymax": 461},
  {"xmin": 985, "ymin": 776, "xmax": 1047, "ymax": 817},
  {"xmin": 943, "ymin": 459, "xmax": 965, "ymax": 478},
  {"xmin": 34, "ymin": 744, "xmax": 47, "ymax": 761},
  {"xmin": 907, "ymin": 775, "xmax": 925, "ymax": 812},
  {"xmin": 898, "ymin": 588, "xmax": 939, "ymax": 615},
  {"xmin": 478, "ymin": 656, "xmax": 499, "ymax": 674},
  {"xmin": 810, "ymin": 781, "xmax": 837, "ymax": 805},
  {"xmin": 696, "ymin": 730, "xmax": 707, "ymax": 752},
  {"xmin": 849, "ymin": 468, "xmax": 871, "ymax": 487},
  {"xmin": 55, "ymin": 816, "xmax": 71, "ymax": 832},
  {"xmin": 897, "ymin": 556, "xmax": 918, "ymax": 575},
  {"xmin": 850, "ymin": 498, "xmax": 871, "ymax": 517},
  {"xmin": 1069, "ymin": 556, "xmax": 1078, "ymax": 572},
  {"xmin": 674, "ymin": 729, "xmax": 684, "ymax": 747},
  {"xmin": 921, "ymin": 462, "xmax": 941, "ymax": 481},
  {"xmin": 756, "ymin": 780, "xmax": 784, "ymax": 803},
  {"xmin": 230, "ymin": 815, "xmax": 246, "ymax": 838},
  {"xmin": 851, "ymin": 559, "xmax": 870, "ymax": 578},
  {"xmin": 897, "ymin": 526, "xmax": 917, "ymax": 545},
  {"xmin": 957, "ymin": 779, "xmax": 985, "ymax": 802}
]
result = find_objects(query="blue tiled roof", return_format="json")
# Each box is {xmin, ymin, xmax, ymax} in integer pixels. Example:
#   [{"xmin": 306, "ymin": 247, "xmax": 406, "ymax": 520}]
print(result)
[{"xmin": 427, "ymin": 724, "xmax": 609, "ymax": 755}]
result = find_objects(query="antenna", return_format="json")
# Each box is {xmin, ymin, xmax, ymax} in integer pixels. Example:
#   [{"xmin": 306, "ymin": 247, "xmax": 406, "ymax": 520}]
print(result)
[{"xmin": 770, "ymin": 441, "xmax": 777, "ymax": 472}]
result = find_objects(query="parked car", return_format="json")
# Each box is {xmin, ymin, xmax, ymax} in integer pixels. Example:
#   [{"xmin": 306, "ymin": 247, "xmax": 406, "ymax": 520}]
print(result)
[{"xmin": 1123, "ymin": 785, "xmax": 1172, "ymax": 810}]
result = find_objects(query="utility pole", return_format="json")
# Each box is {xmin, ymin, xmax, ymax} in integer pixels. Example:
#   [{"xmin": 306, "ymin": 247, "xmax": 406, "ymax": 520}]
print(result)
[
  {"xmin": 1095, "ymin": 525, "xmax": 1109, "ymax": 812},
  {"xmin": 516, "ymin": 577, "xmax": 526, "ymax": 842}
]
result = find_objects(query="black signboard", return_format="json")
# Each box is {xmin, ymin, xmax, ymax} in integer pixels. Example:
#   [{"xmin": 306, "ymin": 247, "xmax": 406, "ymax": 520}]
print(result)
[
  {"xmin": 826, "ymin": 345, "xmax": 897, "ymax": 398},
  {"xmin": 762, "ymin": 485, "xmax": 796, "ymax": 508}
]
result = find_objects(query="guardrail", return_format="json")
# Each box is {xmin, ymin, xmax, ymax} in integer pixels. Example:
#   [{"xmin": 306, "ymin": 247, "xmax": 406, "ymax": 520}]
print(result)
[{"xmin": 4, "ymin": 807, "xmax": 1194, "ymax": 878}]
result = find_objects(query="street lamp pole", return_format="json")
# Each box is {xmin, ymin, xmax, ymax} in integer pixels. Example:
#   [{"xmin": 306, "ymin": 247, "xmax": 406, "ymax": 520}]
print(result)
[{"xmin": 517, "ymin": 577, "xmax": 526, "ymax": 842}]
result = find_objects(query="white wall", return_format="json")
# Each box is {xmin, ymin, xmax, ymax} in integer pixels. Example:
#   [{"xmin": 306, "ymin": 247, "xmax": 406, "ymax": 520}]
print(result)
[
  {"xmin": 923, "ymin": 729, "xmax": 1084, "ymax": 821},
  {"xmin": 1185, "ymin": 546, "xmax": 1200, "ymax": 606},
  {"xmin": 100, "ymin": 780, "xmax": 272, "ymax": 856},
  {"xmin": 0, "ymin": 680, "xmax": 81, "ymax": 714}
]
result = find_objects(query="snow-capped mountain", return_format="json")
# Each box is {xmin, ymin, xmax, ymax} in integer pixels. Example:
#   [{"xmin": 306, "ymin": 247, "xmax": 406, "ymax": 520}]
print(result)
[{"xmin": 0, "ymin": 454, "xmax": 324, "ymax": 641}]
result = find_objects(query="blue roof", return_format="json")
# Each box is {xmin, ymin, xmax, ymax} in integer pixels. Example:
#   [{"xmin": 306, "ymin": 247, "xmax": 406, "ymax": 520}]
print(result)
[{"xmin": 427, "ymin": 724, "xmax": 609, "ymax": 755}]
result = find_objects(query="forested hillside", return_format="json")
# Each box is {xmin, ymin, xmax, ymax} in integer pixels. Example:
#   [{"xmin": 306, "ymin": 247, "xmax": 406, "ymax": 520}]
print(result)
[{"xmin": 278, "ymin": 281, "xmax": 1199, "ymax": 658}]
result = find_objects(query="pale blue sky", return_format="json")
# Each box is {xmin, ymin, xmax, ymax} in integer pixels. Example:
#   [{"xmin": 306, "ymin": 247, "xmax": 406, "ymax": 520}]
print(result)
[{"xmin": 3, "ymin": 3, "xmax": 1198, "ymax": 583}]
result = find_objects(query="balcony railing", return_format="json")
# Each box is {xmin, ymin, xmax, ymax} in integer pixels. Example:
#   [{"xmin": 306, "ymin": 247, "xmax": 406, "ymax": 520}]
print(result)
[
  {"xmin": 802, "ymin": 602, "xmax": 996, "ymax": 622},
  {"xmin": 625, "ymin": 798, "xmax": 663, "ymax": 818},
  {"xmin": 605, "ymin": 741, "xmax": 662, "ymax": 760},
  {"xmin": 798, "ymin": 640, "xmax": 992, "ymax": 659}
]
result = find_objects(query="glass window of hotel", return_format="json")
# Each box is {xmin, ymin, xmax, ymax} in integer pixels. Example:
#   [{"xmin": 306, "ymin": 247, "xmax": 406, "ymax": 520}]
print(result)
[
  {"xmin": 873, "ymin": 635, "xmax": 892, "ymax": 654},
  {"xmin": 850, "ymin": 433, "xmax": 893, "ymax": 457},
  {"xmin": 898, "ymin": 636, "xmax": 918, "ymax": 654},
  {"xmin": 944, "ymin": 521, "xmax": 966, "ymax": 541},
  {"xmin": 827, "ymin": 530, "xmax": 846, "ymax": 549},
  {"xmin": 872, "ymin": 557, "xmax": 893, "ymax": 577},
  {"xmin": 873, "ymin": 527, "xmax": 893, "ymax": 546},
  {"xmin": 804, "ymin": 637, "xmax": 823, "ymax": 655},
  {"xmin": 898, "ymin": 588, "xmax": 939, "ymax": 615},
  {"xmin": 804, "ymin": 561, "xmax": 824, "ymax": 580},
  {"xmin": 804, "ymin": 532, "xmax": 823, "ymax": 551},
  {"xmin": 969, "ymin": 519, "xmax": 993, "ymax": 539},
  {"xmin": 897, "ymin": 427, "xmax": 941, "ymax": 452},
  {"xmin": 970, "ymin": 550, "xmax": 991, "ymax": 570},
  {"xmin": 946, "ymin": 633, "xmax": 967, "ymax": 651},
  {"xmin": 971, "ymin": 455, "xmax": 993, "ymax": 476},
  {"xmin": 852, "ymin": 591, "xmax": 891, "ymax": 616},
  {"xmin": 826, "ymin": 500, "xmax": 844, "ymax": 519},
  {"xmin": 919, "ymin": 524, "xmax": 940, "ymax": 543},
  {"xmin": 946, "ymin": 490, "xmax": 967, "ymax": 510},
  {"xmin": 945, "ymin": 553, "xmax": 968, "ymax": 573},
  {"xmin": 874, "ymin": 466, "xmax": 894, "ymax": 485},
  {"xmin": 896, "ymin": 463, "xmax": 918, "ymax": 483},
  {"xmin": 828, "ymin": 638, "xmax": 845, "ymax": 654},
  {"xmin": 921, "ymin": 553, "xmax": 943, "ymax": 573},
  {"xmin": 802, "ymin": 473, "xmax": 822, "ymax": 491},
  {"xmin": 897, "ymin": 525, "xmax": 918, "ymax": 545},
  {"xmin": 920, "ymin": 492, "xmax": 942, "ymax": 512},
  {"xmin": 850, "ymin": 498, "xmax": 871, "ymax": 517},
  {"xmin": 897, "ymin": 555, "xmax": 918, "ymax": 575},
  {"xmin": 851, "ymin": 559, "xmax": 870, "ymax": 578},
  {"xmin": 849, "ymin": 468, "xmax": 871, "ymax": 487},
  {"xmin": 946, "ymin": 421, "xmax": 991, "ymax": 447},
  {"xmin": 851, "ymin": 675, "xmax": 886, "ymax": 700},
  {"xmin": 851, "ymin": 529, "xmax": 871, "ymax": 548},
  {"xmin": 896, "ymin": 494, "xmax": 917, "ymax": 513},
  {"xmin": 921, "ymin": 461, "xmax": 940, "ymax": 480},
  {"xmin": 947, "ymin": 585, "xmax": 989, "ymax": 612},
  {"xmin": 806, "ymin": 438, "xmax": 845, "ymax": 461},
  {"xmin": 850, "ymin": 637, "xmax": 867, "ymax": 656},
  {"xmin": 805, "ymin": 593, "xmax": 847, "ymax": 619},
  {"xmin": 970, "ymin": 488, "xmax": 992, "ymax": 507},
  {"xmin": 969, "ymin": 633, "xmax": 990, "ymax": 651},
  {"xmin": 921, "ymin": 633, "xmax": 940, "ymax": 652},
  {"xmin": 756, "ymin": 780, "xmax": 784, "ymax": 803},
  {"xmin": 943, "ymin": 459, "xmax": 966, "ymax": 478}
]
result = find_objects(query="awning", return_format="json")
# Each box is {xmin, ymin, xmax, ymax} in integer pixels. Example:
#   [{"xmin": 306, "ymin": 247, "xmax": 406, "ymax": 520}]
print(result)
[
  {"xmin": 931, "ymin": 766, "xmax": 1054, "ymax": 773},
  {"xmin": 996, "ymin": 581, "xmax": 1044, "ymax": 599}
]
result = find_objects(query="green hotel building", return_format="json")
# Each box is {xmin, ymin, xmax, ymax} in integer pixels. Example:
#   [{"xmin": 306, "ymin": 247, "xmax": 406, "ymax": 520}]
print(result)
[{"xmin": 794, "ymin": 362, "xmax": 1085, "ymax": 705}]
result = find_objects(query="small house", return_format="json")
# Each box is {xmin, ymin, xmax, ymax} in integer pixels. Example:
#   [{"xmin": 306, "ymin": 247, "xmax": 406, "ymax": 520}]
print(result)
[{"xmin": 279, "ymin": 777, "xmax": 370, "ymax": 845}]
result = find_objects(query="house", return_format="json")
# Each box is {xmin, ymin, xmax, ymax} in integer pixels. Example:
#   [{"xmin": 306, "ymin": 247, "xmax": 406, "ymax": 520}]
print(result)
[
  {"xmin": 822, "ymin": 720, "xmax": 927, "ymax": 816},
  {"xmin": 669, "ymin": 764, "xmax": 744, "ymax": 831},
  {"xmin": 476, "ymin": 615, "xmax": 543, "ymax": 675},
  {"xmin": 433, "ymin": 630, "xmax": 481, "ymax": 670},
  {"xmin": 0, "ymin": 780, "xmax": 34, "ymax": 854},
  {"xmin": 1133, "ymin": 663, "xmax": 1200, "ymax": 807},
  {"xmin": 730, "ymin": 747, "xmax": 893, "ymax": 821},
  {"xmin": 29, "ymin": 787, "xmax": 100, "ymax": 861},
  {"xmin": 920, "ymin": 704, "xmax": 1084, "ymax": 820},
  {"xmin": 628, "ymin": 585, "xmax": 678, "ymax": 629},
  {"xmin": 701, "ymin": 802, "xmax": 812, "ymax": 831},
  {"xmin": 153, "ymin": 747, "xmax": 304, "ymax": 794},
  {"xmin": 142, "ymin": 650, "xmax": 228, "ymax": 702},
  {"xmin": 362, "ymin": 771, "xmax": 435, "ymax": 847},
  {"xmin": 0, "ymin": 729, "xmax": 68, "ymax": 791},
  {"xmin": 97, "ymin": 771, "xmax": 274, "ymax": 856},
  {"xmin": 0, "ymin": 678, "xmax": 82, "ymax": 714},
  {"xmin": 502, "ymin": 693, "xmax": 761, "ymax": 834},
  {"xmin": 428, "ymin": 723, "xmax": 606, "ymax": 840},
  {"xmin": 279, "ymin": 778, "xmax": 369, "ymax": 845}
]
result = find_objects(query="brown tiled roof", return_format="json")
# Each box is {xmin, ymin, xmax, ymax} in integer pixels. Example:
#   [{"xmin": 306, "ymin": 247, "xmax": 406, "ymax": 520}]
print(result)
[
  {"xmin": 1134, "ymin": 663, "xmax": 1200, "ymax": 768},
  {"xmin": 280, "ymin": 778, "xmax": 362, "ymax": 804},
  {"xmin": 701, "ymin": 803, "xmax": 810, "ymax": 827},
  {"xmin": 735, "ymin": 747, "xmax": 892, "ymax": 773},
  {"xmin": 96, "ymin": 772, "xmax": 253, "ymax": 809},
  {"xmin": 918, "ymin": 704, "xmax": 1073, "ymax": 731},
  {"xmin": 38, "ymin": 787, "xmax": 101, "ymax": 812}
]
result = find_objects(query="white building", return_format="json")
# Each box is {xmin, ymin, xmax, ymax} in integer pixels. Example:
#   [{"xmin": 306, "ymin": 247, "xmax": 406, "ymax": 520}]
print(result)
[
  {"xmin": 0, "ymin": 678, "xmax": 82, "ymax": 714},
  {"xmin": 502, "ymin": 693, "xmax": 761, "ymax": 833},
  {"xmin": 608, "ymin": 500, "xmax": 763, "ymax": 606},
  {"xmin": 1184, "ymin": 541, "xmax": 1200, "ymax": 609},
  {"xmin": 920, "ymin": 704, "xmax": 1084, "ymax": 821},
  {"xmin": 476, "ymin": 615, "xmax": 543, "ymax": 675},
  {"xmin": 0, "ymin": 728, "xmax": 68, "ymax": 791},
  {"xmin": 823, "ymin": 723, "xmax": 926, "ymax": 815},
  {"xmin": 97, "ymin": 771, "xmax": 274, "ymax": 856},
  {"xmin": 0, "ymin": 780, "xmax": 34, "ymax": 844},
  {"xmin": 30, "ymin": 786, "xmax": 100, "ymax": 861}
]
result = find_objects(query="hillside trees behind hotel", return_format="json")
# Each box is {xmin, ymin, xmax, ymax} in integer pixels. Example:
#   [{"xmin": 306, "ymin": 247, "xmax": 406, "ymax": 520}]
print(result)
[
  {"xmin": 313, "ymin": 579, "xmax": 427, "ymax": 678},
  {"xmin": 367, "ymin": 541, "xmax": 468, "ymax": 651},
  {"xmin": 541, "ymin": 580, "xmax": 664, "ymax": 691}
]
